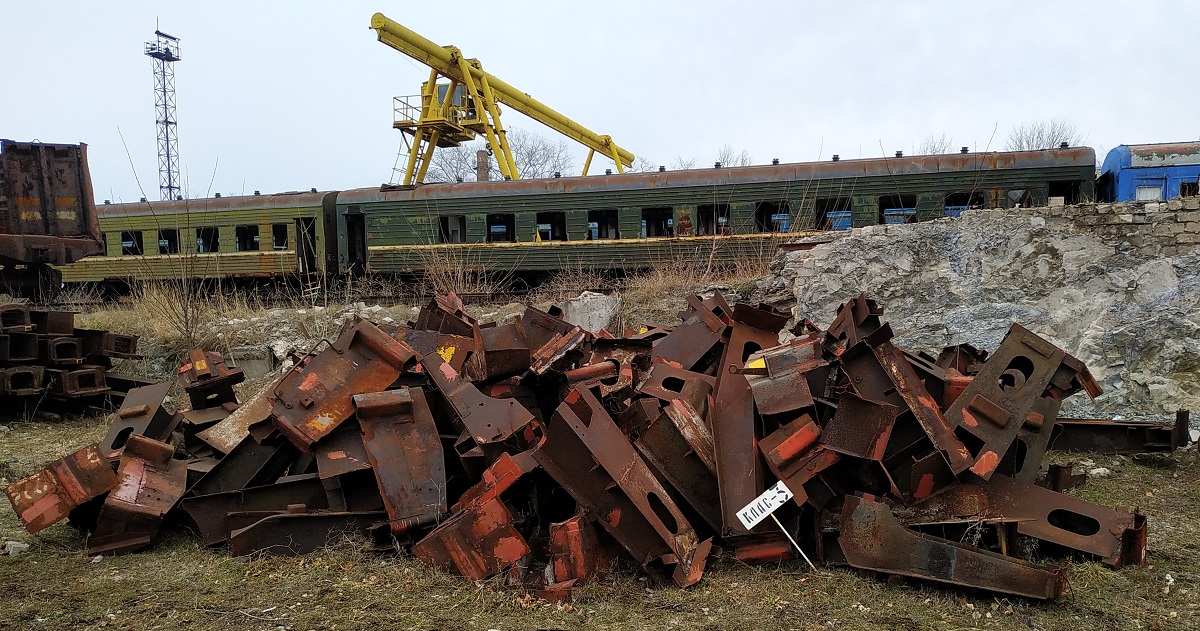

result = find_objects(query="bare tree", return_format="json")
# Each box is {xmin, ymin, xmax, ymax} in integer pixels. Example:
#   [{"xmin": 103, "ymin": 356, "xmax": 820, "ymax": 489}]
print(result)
[
  {"xmin": 420, "ymin": 127, "xmax": 577, "ymax": 183},
  {"xmin": 630, "ymin": 156, "xmax": 659, "ymax": 173},
  {"xmin": 918, "ymin": 132, "xmax": 953, "ymax": 155},
  {"xmin": 671, "ymin": 156, "xmax": 698, "ymax": 170},
  {"xmin": 716, "ymin": 143, "xmax": 753, "ymax": 167},
  {"xmin": 1004, "ymin": 119, "xmax": 1086, "ymax": 151}
]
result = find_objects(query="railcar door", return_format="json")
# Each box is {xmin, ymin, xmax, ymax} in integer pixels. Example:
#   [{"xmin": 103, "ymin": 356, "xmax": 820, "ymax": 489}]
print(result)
[
  {"xmin": 295, "ymin": 218, "xmax": 317, "ymax": 275},
  {"xmin": 345, "ymin": 212, "xmax": 367, "ymax": 275}
]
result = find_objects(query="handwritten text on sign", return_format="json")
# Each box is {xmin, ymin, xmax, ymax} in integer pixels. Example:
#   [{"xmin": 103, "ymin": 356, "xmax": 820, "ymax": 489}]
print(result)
[{"xmin": 736, "ymin": 480, "xmax": 794, "ymax": 530}]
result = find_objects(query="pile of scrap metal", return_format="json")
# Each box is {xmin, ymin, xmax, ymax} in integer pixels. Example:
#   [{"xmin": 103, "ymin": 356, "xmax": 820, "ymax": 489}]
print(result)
[
  {"xmin": 0, "ymin": 303, "xmax": 140, "ymax": 401},
  {"xmin": 6, "ymin": 293, "xmax": 1181, "ymax": 601}
]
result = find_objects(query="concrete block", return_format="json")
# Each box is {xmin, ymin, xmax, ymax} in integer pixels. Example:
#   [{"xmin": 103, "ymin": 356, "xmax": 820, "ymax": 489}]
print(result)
[
  {"xmin": 1177, "ymin": 233, "xmax": 1200, "ymax": 244},
  {"xmin": 561, "ymin": 291, "xmax": 622, "ymax": 334},
  {"xmin": 1167, "ymin": 198, "xmax": 1184, "ymax": 211},
  {"xmin": 1114, "ymin": 214, "xmax": 1134, "ymax": 224},
  {"xmin": 1184, "ymin": 198, "xmax": 1200, "ymax": 210}
]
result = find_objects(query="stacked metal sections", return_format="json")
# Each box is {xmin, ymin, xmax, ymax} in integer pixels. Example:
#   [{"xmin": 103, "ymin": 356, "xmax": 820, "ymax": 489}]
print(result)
[
  {"xmin": 7, "ymin": 292, "xmax": 1181, "ymax": 601},
  {"xmin": 0, "ymin": 303, "xmax": 138, "ymax": 400}
]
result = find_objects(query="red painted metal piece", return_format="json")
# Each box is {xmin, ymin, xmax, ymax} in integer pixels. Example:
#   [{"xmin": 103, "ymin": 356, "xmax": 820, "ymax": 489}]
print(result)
[
  {"xmin": 759, "ymin": 415, "xmax": 839, "ymax": 506},
  {"xmin": 270, "ymin": 321, "xmax": 417, "ymax": 452},
  {"xmin": 4, "ymin": 444, "xmax": 117, "ymax": 533},
  {"xmin": 549, "ymin": 516, "xmax": 617, "ymax": 584},
  {"xmin": 412, "ymin": 496, "xmax": 531, "ymax": 581}
]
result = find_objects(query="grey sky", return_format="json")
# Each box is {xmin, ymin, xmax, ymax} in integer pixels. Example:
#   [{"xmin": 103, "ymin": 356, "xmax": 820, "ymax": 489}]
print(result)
[{"xmin": 3, "ymin": 1, "xmax": 1197, "ymax": 203}]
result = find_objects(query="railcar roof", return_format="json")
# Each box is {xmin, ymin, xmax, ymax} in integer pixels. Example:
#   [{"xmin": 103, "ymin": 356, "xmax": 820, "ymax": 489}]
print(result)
[{"xmin": 97, "ymin": 191, "xmax": 331, "ymax": 218}]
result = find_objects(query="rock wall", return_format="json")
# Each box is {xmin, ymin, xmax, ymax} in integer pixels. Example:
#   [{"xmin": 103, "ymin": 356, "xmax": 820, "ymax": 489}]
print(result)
[{"xmin": 761, "ymin": 197, "xmax": 1200, "ymax": 418}]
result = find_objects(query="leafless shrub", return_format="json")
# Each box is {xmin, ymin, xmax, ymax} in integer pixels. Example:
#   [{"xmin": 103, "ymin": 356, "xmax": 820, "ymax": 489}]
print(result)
[
  {"xmin": 918, "ymin": 132, "xmax": 953, "ymax": 155},
  {"xmin": 1005, "ymin": 119, "xmax": 1087, "ymax": 151},
  {"xmin": 415, "ymin": 247, "xmax": 511, "ymax": 299},
  {"xmin": 716, "ymin": 144, "xmax": 753, "ymax": 167}
]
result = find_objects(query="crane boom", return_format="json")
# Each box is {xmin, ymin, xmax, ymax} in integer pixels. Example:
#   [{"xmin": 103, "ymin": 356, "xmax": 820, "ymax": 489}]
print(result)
[{"xmin": 370, "ymin": 13, "xmax": 633, "ymax": 184}]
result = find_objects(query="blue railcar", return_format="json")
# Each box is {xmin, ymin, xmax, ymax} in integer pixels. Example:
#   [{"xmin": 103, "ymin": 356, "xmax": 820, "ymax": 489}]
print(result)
[{"xmin": 1099, "ymin": 142, "xmax": 1200, "ymax": 202}]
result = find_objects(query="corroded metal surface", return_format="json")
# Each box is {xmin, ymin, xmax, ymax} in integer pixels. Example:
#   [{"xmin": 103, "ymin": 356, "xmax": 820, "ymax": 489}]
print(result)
[{"xmin": 4, "ymin": 444, "xmax": 117, "ymax": 533}]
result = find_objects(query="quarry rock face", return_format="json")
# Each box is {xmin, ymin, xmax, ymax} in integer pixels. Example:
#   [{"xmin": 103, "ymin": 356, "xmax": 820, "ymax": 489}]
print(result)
[{"xmin": 763, "ymin": 200, "xmax": 1200, "ymax": 418}]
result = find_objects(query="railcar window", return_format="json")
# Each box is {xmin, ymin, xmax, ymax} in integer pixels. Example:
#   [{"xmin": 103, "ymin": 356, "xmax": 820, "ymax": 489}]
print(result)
[
  {"xmin": 697, "ymin": 204, "xmax": 731, "ymax": 236},
  {"xmin": 641, "ymin": 207, "xmax": 674, "ymax": 237},
  {"xmin": 120, "ymin": 231, "xmax": 143, "ymax": 256},
  {"xmin": 753, "ymin": 202, "xmax": 791, "ymax": 233},
  {"xmin": 1047, "ymin": 181, "xmax": 1082, "ymax": 205},
  {"xmin": 235, "ymin": 225, "xmax": 260, "ymax": 251},
  {"xmin": 272, "ymin": 223, "xmax": 289, "ymax": 249},
  {"xmin": 944, "ymin": 192, "xmax": 985, "ymax": 218},
  {"xmin": 196, "ymin": 227, "xmax": 220, "ymax": 253},
  {"xmin": 815, "ymin": 197, "xmax": 853, "ymax": 230},
  {"xmin": 587, "ymin": 209, "xmax": 619, "ymax": 240},
  {"xmin": 485, "ymin": 213, "xmax": 516, "ymax": 243},
  {"xmin": 439, "ymin": 216, "xmax": 467, "ymax": 244},
  {"xmin": 878, "ymin": 194, "xmax": 917, "ymax": 224},
  {"xmin": 1134, "ymin": 186, "xmax": 1162, "ymax": 202},
  {"xmin": 158, "ymin": 229, "xmax": 180, "ymax": 254},
  {"xmin": 1180, "ymin": 181, "xmax": 1199, "ymax": 197},
  {"xmin": 535, "ymin": 212, "xmax": 567, "ymax": 241}
]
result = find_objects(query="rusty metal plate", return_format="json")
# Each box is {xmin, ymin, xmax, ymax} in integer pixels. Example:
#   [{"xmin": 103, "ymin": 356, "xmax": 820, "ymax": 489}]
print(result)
[
  {"xmin": 827, "ymin": 294, "xmax": 884, "ymax": 349},
  {"xmin": 4, "ymin": 444, "xmax": 117, "ymax": 533},
  {"xmin": 651, "ymin": 294, "xmax": 729, "ymax": 371},
  {"xmin": 196, "ymin": 377, "xmax": 279, "ymax": 454},
  {"xmin": 414, "ymin": 292, "xmax": 476, "ymax": 338},
  {"xmin": 759, "ymin": 415, "xmax": 839, "ymax": 506},
  {"xmin": 839, "ymin": 495, "xmax": 1066, "ymax": 600},
  {"xmin": 820, "ymin": 392, "xmax": 897, "ymax": 461},
  {"xmin": 313, "ymin": 419, "xmax": 372, "ymax": 478},
  {"xmin": 188, "ymin": 436, "xmax": 298, "ymax": 497},
  {"xmin": 270, "ymin": 321, "xmax": 416, "ymax": 452},
  {"xmin": 635, "ymin": 402, "xmax": 722, "ymax": 532},
  {"xmin": 981, "ymin": 473, "xmax": 1147, "ymax": 567},
  {"xmin": 534, "ymin": 387, "xmax": 710, "ymax": 587},
  {"xmin": 422, "ymin": 352, "xmax": 535, "ymax": 448},
  {"xmin": 179, "ymin": 473, "xmax": 329, "ymax": 546},
  {"xmin": 90, "ymin": 435, "xmax": 187, "ymax": 555},
  {"xmin": 353, "ymin": 388, "xmax": 447, "ymax": 534},
  {"xmin": 549, "ymin": 516, "xmax": 617, "ymax": 584},
  {"xmin": 228, "ymin": 510, "xmax": 387, "ymax": 556},
  {"xmin": 1050, "ymin": 414, "xmax": 1189, "ymax": 454},
  {"xmin": 412, "ymin": 496, "xmax": 531, "ymax": 581},
  {"xmin": 178, "ymin": 348, "xmax": 245, "ymax": 409},
  {"xmin": 466, "ymin": 322, "xmax": 530, "ymax": 381}
]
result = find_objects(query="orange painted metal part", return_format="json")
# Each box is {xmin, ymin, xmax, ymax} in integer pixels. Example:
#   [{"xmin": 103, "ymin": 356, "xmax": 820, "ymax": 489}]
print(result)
[
  {"xmin": 412, "ymin": 496, "xmax": 531, "ymax": 581},
  {"xmin": 4, "ymin": 443, "xmax": 117, "ymax": 533},
  {"xmin": 549, "ymin": 516, "xmax": 617, "ymax": 584}
]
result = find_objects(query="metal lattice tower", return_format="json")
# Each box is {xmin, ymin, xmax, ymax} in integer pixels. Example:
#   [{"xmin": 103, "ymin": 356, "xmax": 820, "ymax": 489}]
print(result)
[{"xmin": 144, "ymin": 30, "xmax": 181, "ymax": 201}]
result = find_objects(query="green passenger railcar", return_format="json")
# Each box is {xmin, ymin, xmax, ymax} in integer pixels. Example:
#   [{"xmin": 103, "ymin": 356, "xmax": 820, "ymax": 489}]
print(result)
[
  {"xmin": 336, "ymin": 148, "xmax": 1096, "ymax": 275},
  {"xmin": 58, "ymin": 192, "xmax": 338, "ymax": 283}
]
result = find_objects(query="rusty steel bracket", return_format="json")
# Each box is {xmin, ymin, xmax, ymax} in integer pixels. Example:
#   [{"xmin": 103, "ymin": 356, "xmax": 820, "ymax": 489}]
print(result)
[
  {"xmin": 3, "ymin": 365, "xmax": 45, "ymax": 395},
  {"xmin": 414, "ymin": 292, "xmax": 477, "ymax": 338},
  {"xmin": 90, "ymin": 435, "xmax": 187, "ymax": 555},
  {"xmin": 422, "ymin": 352, "xmax": 536, "ymax": 451},
  {"xmin": 838, "ymin": 494, "xmax": 1067, "ymax": 600},
  {"xmin": 196, "ymin": 375, "xmax": 280, "ymax": 454},
  {"xmin": 0, "ymin": 332, "xmax": 39, "ymax": 361},
  {"xmin": 392, "ymin": 328, "xmax": 476, "ymax": 374},
  {"xmin": 228, "ymin": 508, "xmax": 387, "ymax": 556},
  {"xmin": 187, "ymin": 436, "xmax": 298, "ymax": 497},
  {"xmin": 0, "ymin": 303, "xmax": 33, "ymax": 332},
  {"xmin": 5, "ymin": 444, "xmax": 118, "ymax": 533},
  {"xmin": 827, "ymin": 294, "xmax": 884, "ymax": 349},
  {"xmin": 534, "ymin": 387, "xmax": 711, "ymax": 587},
  {"xmin": 980, "ymin": 473, "xmax": 1147, "ymax": 567},
  {"xmin": 452, "ymin": 450, "xmax": 539, "ymax": 512},
  {"xmin": 412, "ymin": 496, "xmax": 531, "ymax": 581},
  {"xmin": 29, "ymin": 309, "xmax": 76, "ymax": 335},
  {"xmin": 179, "ymin": 473, "xmax": 329, "ymax": 546},
  {"xmin": 651, "ymin": 294, "xmax": 731, "ymax": 371},
  {"xmin": 353, "ymin": 388, "xmax": 447, "ymax": 534},
  {"xmin": 1042, "ymin": 464, "xmax": 1088, "ymax": 492},
  {"xmin": 39, "ymin": 336, "xmax": 84, "ymax": 364},
  {"xmin": 519, "ymin": 305, "xmax": 579, "ymax": 351},
  {"xmin": 270, "ymin": 321, "xmax": 417, "ymax": 452},
  {"xmin": 76, "ymin": 329, "xmax": 139, "ymax": 360},
  {"xmin": 465, "ymin": 322, "xmax": 530, "ymax": 381},
  {"xmin": 745, "ymin": 335, "xmax": 826, "ymax": 418},
  {"xmin": 100, "ymin": 380, "xmax": 177, "ymax": 459},
  {"xmin": 635, "ymin": 399, "xmax": 722, "ymax": 532},
  {"xmin": 759, "ymin": 415, "xmax": 840, "ymax": 507},
  {"xmin": 636, "ymin": 358, "xmax": 715, "ymax": 408},
  {"xmin": 178, "ymin": 348, "xmax": 245, "ymax": 409},
  {"xmin": 46, "ymin": 366, "xmax": 108, "ymax": 397},
  {"xmin": 1050, "ymin": 412, "xmax": 1190, "ymax": 454},
  {"xmin": 530, "ymin": 326, "xmax": 588, "ymax": 375},
  {"xmin": 711, "ymin": 303, "xmax": 788, "ymax": 535}
]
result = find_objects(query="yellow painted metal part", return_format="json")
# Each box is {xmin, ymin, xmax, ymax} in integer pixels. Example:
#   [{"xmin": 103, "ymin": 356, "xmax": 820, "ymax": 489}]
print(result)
[{"xmin": 371, "ymin": 12, "xmax": 633, "ymax": 184}]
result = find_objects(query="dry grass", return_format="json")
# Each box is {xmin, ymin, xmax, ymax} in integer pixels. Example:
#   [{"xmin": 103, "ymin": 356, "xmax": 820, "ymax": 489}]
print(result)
[
  {"xmin": 415, "ymin": 248, "xmax": 512, "ymax": 299},
  {"xmin": 1, "ymin": 411, "xmax": 1197, "ymax": 630},
  {"xmin": 615, "ymin": 253, "xmax": 775, "ymax": 332}
]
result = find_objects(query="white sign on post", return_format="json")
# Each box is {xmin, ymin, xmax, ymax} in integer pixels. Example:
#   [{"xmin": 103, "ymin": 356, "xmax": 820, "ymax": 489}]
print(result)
[{"xmin": 736, "ymin": 480, "xmax": 794, "ymax": 530}]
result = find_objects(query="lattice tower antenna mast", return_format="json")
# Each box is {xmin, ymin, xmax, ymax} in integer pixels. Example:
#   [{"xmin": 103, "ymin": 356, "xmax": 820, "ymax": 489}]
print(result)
[{"xmin": 145, "ymin": 29, "xmax": 181, "ymax": 201}]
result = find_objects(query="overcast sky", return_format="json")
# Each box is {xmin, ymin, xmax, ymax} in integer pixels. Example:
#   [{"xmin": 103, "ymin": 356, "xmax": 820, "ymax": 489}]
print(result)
[{"xmin": 3, "ymin": 1, "xmax": 1197, "ymax": 202}]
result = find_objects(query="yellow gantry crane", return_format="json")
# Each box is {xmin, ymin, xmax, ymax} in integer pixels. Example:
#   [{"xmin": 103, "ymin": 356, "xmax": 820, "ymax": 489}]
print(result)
[{"xmin": 370, "ymin": 13, "xmax": 634, "ymax": 185}]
